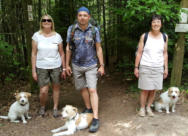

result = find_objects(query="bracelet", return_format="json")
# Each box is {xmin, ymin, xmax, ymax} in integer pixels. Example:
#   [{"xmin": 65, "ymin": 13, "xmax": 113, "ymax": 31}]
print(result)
[
  {"xmin": 62, "ymin": 68, "xmax": 66, "ymax": 71},
  {"xmin": 135, "ymin": 66, "xmax": 139, "ymax": 69},
  {"xmin": 100, "ymin": 64, "xmax": 105, "ymax": 67}
]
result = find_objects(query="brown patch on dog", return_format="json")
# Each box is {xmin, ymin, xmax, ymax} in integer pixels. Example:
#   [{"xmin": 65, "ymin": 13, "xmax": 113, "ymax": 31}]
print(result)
[
  {"xmin": 15, "ymin": 93, "xmax": 21, "ymax": 101},
  {"xmin": 86, "ymin": 113, "xmax": 93, "ymax": 126},
  {"xmin": 24, "ymin": 92, "xmax": 31, "ymax": 98},
  {"xmin": 168, "ymin": 88, "xmax": 173, "ymax": 97},
  {"xmin": 64, "ymin": 105, "xmax": 78, "ymax": 120},
  {"xmin": 75, "ymin": 116, "xmax": 81, "ymax": 126}
]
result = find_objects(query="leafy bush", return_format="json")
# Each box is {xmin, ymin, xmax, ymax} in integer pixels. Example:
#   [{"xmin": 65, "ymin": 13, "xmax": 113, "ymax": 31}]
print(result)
[{"xmin": 113, "ymin": 0, "xmax": 181, "ymax": 74}]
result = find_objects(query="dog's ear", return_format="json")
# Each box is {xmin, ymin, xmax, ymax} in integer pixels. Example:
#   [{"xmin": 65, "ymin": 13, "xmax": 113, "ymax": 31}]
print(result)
[
  {"xmin": 73, "ymin": 107, "xmax": 78, "ymax": 113},
  {"xmin": 25, "ymin": 92, "xmax": 31, "ymax": 97},
  {"xmin": 168, "ymin": 88, "xmax": 172, "ymax": 97},
  {"xmin": 14, "ymin": 93, "xmax": 20, "ymax": 101}
]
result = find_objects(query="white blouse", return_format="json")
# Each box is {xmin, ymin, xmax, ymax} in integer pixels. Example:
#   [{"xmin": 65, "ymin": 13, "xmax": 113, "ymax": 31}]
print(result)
[
  {"xmin": 140, "ymin": 34, "xmax": 165, "ymax": 67},
  {"xmin": 32, "ymin": 32, "xmax": 63, "ymax": 69}
]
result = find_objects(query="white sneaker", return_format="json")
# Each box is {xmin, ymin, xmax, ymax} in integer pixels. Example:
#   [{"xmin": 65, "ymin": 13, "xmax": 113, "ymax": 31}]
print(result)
[
  {"xmin": 138, "ymin": 108, "xmax": 145, "ymax": 117},
  {"xmin": 146, "ymin": 107, "xmax": 154, "ymax": 117}
]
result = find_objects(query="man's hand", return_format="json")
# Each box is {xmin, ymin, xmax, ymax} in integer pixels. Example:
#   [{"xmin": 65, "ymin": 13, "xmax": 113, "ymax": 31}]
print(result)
[
  {"xmin": 98, "ymin": 66, "xmax": 105, "ymax": 76},
  {"xmin": 66, "ymin": 66, "xmax": 72, "ymax": 76}
]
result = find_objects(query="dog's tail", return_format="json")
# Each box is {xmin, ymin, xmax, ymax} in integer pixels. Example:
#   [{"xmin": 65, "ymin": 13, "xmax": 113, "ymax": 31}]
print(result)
[{"xmin": 0, "ymin": 116, "xmax": 9, "ymax": 119}]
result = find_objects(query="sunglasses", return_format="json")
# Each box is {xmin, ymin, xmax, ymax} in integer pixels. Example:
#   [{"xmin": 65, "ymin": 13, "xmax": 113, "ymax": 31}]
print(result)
[{"xmin": 41, "ymin": 19, "xmax": 52, "ymax": 22}]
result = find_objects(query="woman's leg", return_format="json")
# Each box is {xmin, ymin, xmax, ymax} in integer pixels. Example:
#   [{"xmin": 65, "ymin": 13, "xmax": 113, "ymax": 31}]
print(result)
[
  {"xmin": 39, "ymin": 85, "xmax": 49, "ymax": 107},
  {"xmin": 140, "ymin": 90, "xmax": 149, "ymax": 108},
  {"xmin": 147, "ymin": 90, "xmax": 156, "ymax": 107},
  {"xmin": 139, "ymin": 90, "xmax": 149, "ymax": 116},
  {"xmin": 52, "ymin": 84, "xmax": 60, "ymax": 110},
  {"xmin": 146, "ymin": 90, "xmax": 156, "ymax": 116}
]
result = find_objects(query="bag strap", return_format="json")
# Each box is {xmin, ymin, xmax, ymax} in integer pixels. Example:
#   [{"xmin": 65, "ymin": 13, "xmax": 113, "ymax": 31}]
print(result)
[
  {"xmin": 162, "ymin": 33, "xmax": 166, "ymax": 43},
  {"xmin": 143, "ymin": 32, "xmax": 149, "ymax": 47},
  {"xmin": 70, "ymin": 24, "xmax": 76, "ymax": 42}
]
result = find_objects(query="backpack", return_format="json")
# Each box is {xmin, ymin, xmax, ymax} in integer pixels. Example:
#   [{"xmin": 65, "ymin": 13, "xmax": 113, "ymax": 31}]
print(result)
[
  {"xmin": 135, "ymin": 32, "xmax": 167, "ymax": 56},
  {"xmin": 69, "ymin": 18, "xmax": 100, "ymax": 51}
]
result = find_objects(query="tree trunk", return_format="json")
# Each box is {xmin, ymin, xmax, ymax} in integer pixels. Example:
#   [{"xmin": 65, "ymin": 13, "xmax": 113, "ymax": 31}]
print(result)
[
  {"xmin": 170, "ymin": 0, "xmax": 188, "ymax": 86},
  {"xmin": 23, "ymin": 0, "xmax": 37, "ymax": 92},
  {"xmin": 170, "ymin": 33, "xmax": 185, "ymax": 86},
  {"xmin": 102, "ymin": 0, "xmax": 108, "ymax": 67}
]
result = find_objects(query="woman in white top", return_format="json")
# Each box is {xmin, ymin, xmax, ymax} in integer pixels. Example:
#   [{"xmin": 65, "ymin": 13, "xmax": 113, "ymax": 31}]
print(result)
[
  {"xmin": 134, "ymin": 15, "xmax": 168, "ymax": 117},
  {"xmin": 31, "ymin": 14, "xmax": 66, "ymax": 117}
]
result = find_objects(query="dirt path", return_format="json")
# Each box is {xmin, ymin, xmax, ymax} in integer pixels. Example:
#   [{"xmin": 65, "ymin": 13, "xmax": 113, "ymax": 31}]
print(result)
[{"xmin": 1, "ymin": 74, "xmax": 188, "ymax": 136}]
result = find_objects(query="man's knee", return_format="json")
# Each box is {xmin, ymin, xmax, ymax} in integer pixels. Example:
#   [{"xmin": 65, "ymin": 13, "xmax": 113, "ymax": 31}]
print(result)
[{"xmin": 88, "ymin": 88, "xmax": 97, "ymax": 94}]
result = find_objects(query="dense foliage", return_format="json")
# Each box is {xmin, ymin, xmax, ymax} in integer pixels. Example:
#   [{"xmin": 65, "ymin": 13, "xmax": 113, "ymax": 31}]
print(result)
[{"xmin": 0, "ymin": 0, "xmax": 187, "ymax": 87}]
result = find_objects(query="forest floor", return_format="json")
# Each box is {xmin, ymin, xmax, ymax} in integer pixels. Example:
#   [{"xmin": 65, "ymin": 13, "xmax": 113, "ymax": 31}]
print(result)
[{"xmin": 1, "ymin": 73, "xmax": 188, "ymax": 136}]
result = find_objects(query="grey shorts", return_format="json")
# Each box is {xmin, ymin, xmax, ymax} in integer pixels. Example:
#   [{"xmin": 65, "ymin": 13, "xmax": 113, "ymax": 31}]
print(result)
[
  {"xmin": 72, "ymin": 64, "xmax": 98, "ymax": 90},
  {"xmin": 138, "ymin": 65, "xmax": 164, "ymax": 90},
  {"xmin": 36, "ymin": 67, "xmax": 61, "ymax": 87}
]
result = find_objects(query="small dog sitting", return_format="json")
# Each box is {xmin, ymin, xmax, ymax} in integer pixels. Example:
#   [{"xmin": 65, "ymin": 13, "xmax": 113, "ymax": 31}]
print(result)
[
  {"xmin": 155, "ymin": 87, "xmax": 180, "ymax": 113},
  {"xmin": 51, "ymin": 105, "xmax": 93, "ymax": 136},
  {"xmin": 0, "ymin": 92, "xmax": 31, "ymax": 123}
]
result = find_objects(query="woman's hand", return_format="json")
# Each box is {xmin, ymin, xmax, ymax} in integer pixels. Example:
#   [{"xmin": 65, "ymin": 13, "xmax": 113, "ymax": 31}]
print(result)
[
  {"xmin": 163, "ymin": 68, "xmax": 168, "ymax": 79},
  {"xmin": 134, "ymin": 67, "xmax": 139, "ymax": 78},
  {"xmin": 32, "ymin": 71, "xmax": 38, "ymax": 81},
  {"xmin": 61, "ymin": 71, "xmax": 66, "ymax": 79}
]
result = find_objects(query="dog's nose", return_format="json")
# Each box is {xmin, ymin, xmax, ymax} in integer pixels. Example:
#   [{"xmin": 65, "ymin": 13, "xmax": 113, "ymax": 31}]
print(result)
[
  {"xmin": 172, "ymin": 96, "xmax": 176, "ymax": 99},
  {"xmin": 21, "ymin": 100, "xmax": 24, "ymax": 103}
]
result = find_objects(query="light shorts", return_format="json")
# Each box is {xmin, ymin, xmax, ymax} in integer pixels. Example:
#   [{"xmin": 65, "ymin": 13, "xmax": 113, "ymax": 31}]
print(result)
[
  {"xmin": 138, "ymin": 65, "xmax": 164, "ymax": 90},
  {"xmin": 36, "ymin": 67, "xmax": 61, "ymax": 87},
  {"xmin": 72, "ymin": 63, "xmax": 98, "ymax": 90}
]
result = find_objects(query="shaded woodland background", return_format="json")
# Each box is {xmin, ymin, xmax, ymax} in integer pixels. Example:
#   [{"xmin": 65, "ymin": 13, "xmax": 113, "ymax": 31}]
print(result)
[{"xmin": 0, "ymin": 0, "xmax": 188, "ymax": 92}]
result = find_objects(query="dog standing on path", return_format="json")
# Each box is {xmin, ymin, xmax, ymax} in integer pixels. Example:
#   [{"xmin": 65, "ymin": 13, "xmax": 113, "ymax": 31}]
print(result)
[
  {"xmin": 155, "ymin": 87, "xmax": 180, "ymax": 113},
  {"xmin": 0, "ymin": 92, "xmax": 31, "ymax": 123},
  {"xmin": 51, "ymin": 105, "xmax": 93, "ymax": 136}
]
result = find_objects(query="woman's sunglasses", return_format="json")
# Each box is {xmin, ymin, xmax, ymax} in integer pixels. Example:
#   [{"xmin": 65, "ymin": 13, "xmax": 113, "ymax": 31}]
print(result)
[{"xmin": 41, "ymin": 19, "xmax": 52, "ymax": 22}]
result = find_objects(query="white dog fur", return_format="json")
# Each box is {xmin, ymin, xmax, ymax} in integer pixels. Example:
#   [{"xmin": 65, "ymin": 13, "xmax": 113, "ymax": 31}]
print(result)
[
  {"xmin": 0, "ymin": 92, "xmax": 31, "ymax": 123},
  {"xmin": 51, "ymin": 105, "xmax": 93, "ymax": 136},
  {"xmin": 155, "ymin": 87, "xmax": 180, "ymax": 113}
]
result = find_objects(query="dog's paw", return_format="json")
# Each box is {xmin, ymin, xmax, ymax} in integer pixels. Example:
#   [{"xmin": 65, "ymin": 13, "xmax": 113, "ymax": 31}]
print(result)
[
  {"xmin": 52, "ymin": 134, "xmax": 59, "ymax": 136},
  {"xmin": 23, "ymin": 120, "xmax": 27, "ymax": 124},
  {"xmin": 11, "ymin": 120, "xmax": 20, "ymax": 123},
  {"xmin": 27, "ymin": 116, "xmax": 32, "ymax": 120},
  {"xmin": 172, "ymin": 110, "xmax": 176, "ymax": 113},
  {"xmin": 158, "ymin": 110, "xmax": 163, "ymax": 112},
  {"xmin": 166, "ymin": 111, "xmax": 170, "ymax": 114},
  {"xmin": 51, "ymin": 129, "xmax": 58, "ymax": 133}
]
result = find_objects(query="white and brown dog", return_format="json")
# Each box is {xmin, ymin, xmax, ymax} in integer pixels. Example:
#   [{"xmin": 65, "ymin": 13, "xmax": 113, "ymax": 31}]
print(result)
[
  {"xmin": 0, "ymin": 92, "xmax": 31, "ymax": 123},
  {"xmin": 51, "ymin": 105, "xmax": 93, "ymax": 136},
  {"xmin": 155, "ymin": 87, "xmax": 180, "ymax": 113}
]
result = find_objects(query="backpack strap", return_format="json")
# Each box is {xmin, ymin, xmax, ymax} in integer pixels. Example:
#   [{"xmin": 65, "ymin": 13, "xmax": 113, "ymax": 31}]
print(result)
[
  {"xmin": 162, "ymin": 33, "xmax": 167, "ymax": 43},
  {"xmin": 143, "ymin": 32, "xmax": 149, "ymax": 47},
  {"xmin": 91, "ymin": 25, "xmax": 96, "ymax": 43},
  {"xmin": 69, "ymin": 24, "xmax": 77, "ymax": 51}
]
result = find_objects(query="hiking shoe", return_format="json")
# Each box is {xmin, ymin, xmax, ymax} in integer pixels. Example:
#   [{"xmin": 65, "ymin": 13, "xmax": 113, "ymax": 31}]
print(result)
[
  {"xmin": 53, "ymin": 109, "xmax": 59, "ymax": 118},
  {"xmin": 146, "ymin": 107, "xmax": 154, "ymax": 117},
  {"xmin": 39, "ymin": 107, "xmax": 45, "ymax": 117},
  {"xmin": 82, "ymin": 108, "xmax": 93, "ymax": 113},
  {"xmin": 89, "ymin": 118, "xmax": 99, "ymax": 133},
  {"xmin": 138, "ymin": 107, "xmax": 145, "ymax": 117}
]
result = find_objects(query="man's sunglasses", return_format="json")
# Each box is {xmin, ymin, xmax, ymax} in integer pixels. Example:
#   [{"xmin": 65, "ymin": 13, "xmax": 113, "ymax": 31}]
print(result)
[{"xmin": 41, "ymin": 19, "xmax": 52, "ymax": 22}]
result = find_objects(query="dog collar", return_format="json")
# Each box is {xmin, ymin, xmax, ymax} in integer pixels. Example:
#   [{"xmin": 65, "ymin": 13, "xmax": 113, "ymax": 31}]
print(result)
[{"xmin": 71, "ymin": 113, "xmax": 78, "ymax": 120}]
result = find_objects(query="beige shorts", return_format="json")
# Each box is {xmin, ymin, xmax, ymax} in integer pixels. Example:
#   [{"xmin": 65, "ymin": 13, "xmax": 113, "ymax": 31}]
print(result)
[
  {"xmin": 138, "ymin": 65, "xmax": 164, "ymax": 90},
  {"xmin": 36, "ymin": 67, "xmax": 61, "ymax": 87},
  {"xmin": 72, "ymin": 63, "xmax": 98, "ymax": 90}
]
